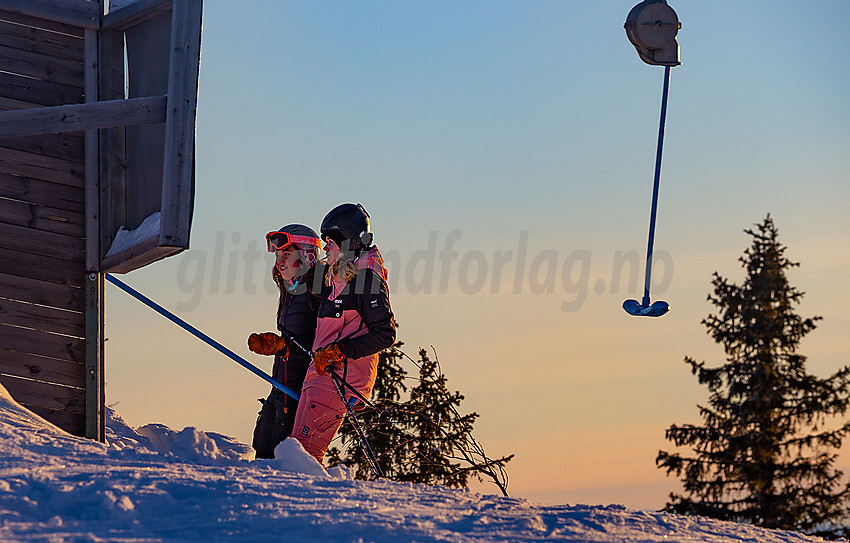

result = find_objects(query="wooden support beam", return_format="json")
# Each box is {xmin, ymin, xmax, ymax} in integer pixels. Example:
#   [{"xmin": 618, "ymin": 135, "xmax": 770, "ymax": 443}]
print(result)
[
  {"xmin": 83, "ymin": 27, "xmax": 104, "ymax": 442},
  {"xmin": 0, "ymin": 0, "xmax": 99, "ymax": 30},
  {"xmin": 85, "ymin": 28, "xmax": 98, "ymax": 271},
  {"xmin": 102, "ymin": 0, "xmax": 171, "ymax": 31},
  {"xmin": 0, "ymin": 95, "xmax": 167, "ymax": 138},
  {"xmin": 84, "ymin": 272, "xmax": 104, "ymax": 441},
  {"xmin": 160, "ymin": 0, "xmax": 201, "ymax": 248},
  {"xmin": 101, "ymin": 235, "xmax": 182, "ymax": 273},
  {"xmin": 98, "ymin": 28, "xmax": 126, "ymax": 265}
]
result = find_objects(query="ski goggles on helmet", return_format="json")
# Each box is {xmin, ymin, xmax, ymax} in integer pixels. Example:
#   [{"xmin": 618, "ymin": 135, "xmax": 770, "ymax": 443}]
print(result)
[{"xmin": 266, "ymin": 231, "xmax": 322, "ymax": 252}]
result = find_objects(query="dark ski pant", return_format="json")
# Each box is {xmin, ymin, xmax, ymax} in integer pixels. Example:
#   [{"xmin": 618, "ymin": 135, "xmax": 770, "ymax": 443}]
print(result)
[{"xmin": 252, "ymin": 351, "xmax": 309, "ymax": 459}]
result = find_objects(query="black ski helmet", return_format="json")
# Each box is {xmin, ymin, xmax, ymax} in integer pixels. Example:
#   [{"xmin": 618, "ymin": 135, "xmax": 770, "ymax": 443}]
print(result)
[{"xmin": 320, "ymin": 203, "xmax": 373, "ymax": 250}]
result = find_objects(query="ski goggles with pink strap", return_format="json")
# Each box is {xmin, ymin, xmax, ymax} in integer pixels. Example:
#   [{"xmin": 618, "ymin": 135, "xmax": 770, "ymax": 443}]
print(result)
[{"xmin": 265, "ymin": 231, "xmax": 322, "ymax": 252}]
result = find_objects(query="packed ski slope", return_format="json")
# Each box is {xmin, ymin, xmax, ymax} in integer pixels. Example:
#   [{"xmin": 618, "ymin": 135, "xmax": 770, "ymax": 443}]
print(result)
[{"xmin": 0, "ymin": 384, "xmax": 826, "ymax": 542}]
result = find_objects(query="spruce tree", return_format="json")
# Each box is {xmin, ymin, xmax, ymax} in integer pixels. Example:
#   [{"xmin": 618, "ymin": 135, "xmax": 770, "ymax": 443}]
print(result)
[
  {"xmin": 327, "ymin": 343, "xmax": 512, "ymax": 495},
  {"xmin": 657, "ymin": 215, "xmax": 850, "ymax": 535}
]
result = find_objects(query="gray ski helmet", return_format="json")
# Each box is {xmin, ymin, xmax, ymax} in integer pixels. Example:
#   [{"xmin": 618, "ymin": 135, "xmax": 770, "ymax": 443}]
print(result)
[
  {"xmin": 320, "ymin": 203, "xmax": 373, "ymax": 249},
  {"xmin": 266, "ymin": 224, "xmax": 321, "ymax": 253}
]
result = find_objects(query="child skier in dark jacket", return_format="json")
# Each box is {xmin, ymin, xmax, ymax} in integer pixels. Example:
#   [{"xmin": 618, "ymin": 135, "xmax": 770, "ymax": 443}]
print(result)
[{"xmin": 247, "ymin": 224, "xmax": 323, "ymax": 459}]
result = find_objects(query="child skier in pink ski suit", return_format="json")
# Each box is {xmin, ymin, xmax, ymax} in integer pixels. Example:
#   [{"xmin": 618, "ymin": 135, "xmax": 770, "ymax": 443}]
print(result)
[{"xmin": 291, "ymin": 203, "xmax": 396, "ymax": 463}]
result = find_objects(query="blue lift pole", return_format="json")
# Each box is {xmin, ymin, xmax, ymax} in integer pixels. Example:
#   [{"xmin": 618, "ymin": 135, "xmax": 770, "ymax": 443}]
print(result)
[
  {"xmin": 622, "ymin": 65, "xmax": 672, "ymax": 318},
  {"xmin": 105, "ymin": 273, "xmax": 299, "ymax": 401},
  {"xmin": 642, "ymin": 65, "xmax": 670, "ymax": 308}
]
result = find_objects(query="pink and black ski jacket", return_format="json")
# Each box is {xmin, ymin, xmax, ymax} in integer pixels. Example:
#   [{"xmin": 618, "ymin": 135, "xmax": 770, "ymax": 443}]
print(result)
[{"xmin": 305, "ymin": 246, "xmax": 395, "ymax": 396}]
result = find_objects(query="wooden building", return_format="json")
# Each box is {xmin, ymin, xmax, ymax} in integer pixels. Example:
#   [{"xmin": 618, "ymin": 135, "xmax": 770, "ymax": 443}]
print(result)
[{"xmin": 0, "ymin": 0, "xmax": 200, "ymax": 439}]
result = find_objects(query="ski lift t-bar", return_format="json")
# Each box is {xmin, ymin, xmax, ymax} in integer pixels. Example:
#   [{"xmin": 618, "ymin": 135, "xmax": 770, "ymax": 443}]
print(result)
[
  {"xmin": 105, "ymin": 274, "xmax": 300, "ymax": 401},
  {"xmin": 621, "ymin": 0, "xmax": 681, "ymax": 318}
]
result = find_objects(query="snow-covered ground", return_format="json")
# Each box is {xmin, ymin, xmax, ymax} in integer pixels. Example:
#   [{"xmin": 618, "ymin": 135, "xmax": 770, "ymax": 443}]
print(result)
[{"xmin": 0, "ymin": 384, "xmax": 826, "ymax": 542}]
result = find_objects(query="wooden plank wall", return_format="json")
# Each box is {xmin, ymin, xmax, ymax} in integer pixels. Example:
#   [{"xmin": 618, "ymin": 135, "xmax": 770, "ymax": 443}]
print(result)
[{"xmin": 0, "ymin": 8, "xmax": 87, "ymax": 435}]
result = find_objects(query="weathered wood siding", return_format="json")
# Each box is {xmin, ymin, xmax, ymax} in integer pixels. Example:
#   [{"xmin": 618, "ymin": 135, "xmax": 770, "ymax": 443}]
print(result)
[{"xmin": 0, "ymin": 8, "xmax": 87, "ymax": 435}]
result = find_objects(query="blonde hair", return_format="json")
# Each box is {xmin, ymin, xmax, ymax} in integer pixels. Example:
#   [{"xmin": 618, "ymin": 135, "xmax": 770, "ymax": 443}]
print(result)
[{"xmin": 328, "ymin": 255, "xmax": 358, "ymax": 285}]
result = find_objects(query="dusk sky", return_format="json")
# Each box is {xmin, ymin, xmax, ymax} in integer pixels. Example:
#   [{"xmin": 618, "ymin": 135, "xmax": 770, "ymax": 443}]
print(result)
[{"xmin": 104, "ymin": 1, "xmax": 850, "ymax": 509}]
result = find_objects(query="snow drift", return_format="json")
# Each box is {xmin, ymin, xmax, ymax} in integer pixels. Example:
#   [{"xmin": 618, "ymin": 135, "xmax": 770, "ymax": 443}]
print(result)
[{"xmin": 0, "ymin": 383, "xmax": 826, "ymax": 542}]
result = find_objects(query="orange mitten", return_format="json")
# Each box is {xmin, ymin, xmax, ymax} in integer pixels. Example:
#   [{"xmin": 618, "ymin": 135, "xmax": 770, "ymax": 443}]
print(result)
[
  {"xmin": 248, "ymin": 332, "xmax": 288, "ymax": 356},
  {"xmin": 312, "ymin": 343, "xmax": 345, "ymax": 375}
]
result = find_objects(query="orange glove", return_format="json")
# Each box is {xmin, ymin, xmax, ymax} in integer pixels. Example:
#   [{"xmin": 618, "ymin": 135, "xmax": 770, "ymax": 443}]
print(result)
[
  {"xmin": 313, "ymin": 343, "xmax": 345, "ymax": 376},
  {"xmin": 248, "ymin": 332, "xmax": 288, "ymax": 356}
]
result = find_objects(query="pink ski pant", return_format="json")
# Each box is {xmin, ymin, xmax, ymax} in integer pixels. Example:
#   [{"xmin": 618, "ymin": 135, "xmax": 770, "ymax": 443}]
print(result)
[
  {"xmin": 292, "ymin": 354, "xmax": 378, "ymax": 463},
  {"xmin": 291, "ymin": 383, "xmax": 348, "ymax": 462}
]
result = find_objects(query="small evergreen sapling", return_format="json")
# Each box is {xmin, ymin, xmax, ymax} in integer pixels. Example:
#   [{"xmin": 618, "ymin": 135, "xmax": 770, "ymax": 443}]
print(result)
[
  {"xmin": 327, "ymin": 342, "xmax": 512, "ymax": 495},
  {"xmin": 404, "ymin": 347, "xmax": 481, "ymax": 488}
]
